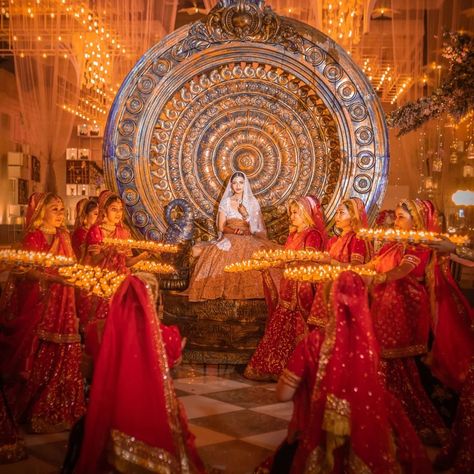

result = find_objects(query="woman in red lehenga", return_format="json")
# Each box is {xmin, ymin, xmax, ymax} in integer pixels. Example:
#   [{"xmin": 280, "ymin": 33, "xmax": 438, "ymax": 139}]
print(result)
[
  {"xmin": 308, "ymin": 197, "xmax": 372, "ymax": 328},
  {"xmin": 0, "ymin": 193, "xmax": 85, "ymax": 432},
  {"xmin": 244, "ymin": 196, "xmax": 328, "ymax": 381},
  {"xmin": 75, "ymin": 274, "xmax": 205, "ymax": 474},
  {"xmin": 71, "ymin": 198, "xmax": 98, "ymax": 261},
  {"xmin": 367, "ymin": 199, "xmax": 448, "ymax": 445},
  {"xmin": 423, "ymin": 200, "xmax": 473, "ymax": 393},
  {"xmin": 260, "ymin": 272, "xmax": 430, "ymax": 474},
  {"xmin": 82, "ymin": 190, "xmax": 148, "ymax": 362},
  {"xmin": 71, "ymin": 198, "xmax": 99, "ymax": 333}
]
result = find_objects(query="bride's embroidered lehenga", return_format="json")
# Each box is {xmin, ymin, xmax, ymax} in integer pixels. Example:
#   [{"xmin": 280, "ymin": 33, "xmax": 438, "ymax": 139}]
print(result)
[{"xmin": 187, "ymin": 172, "xmax": 280, "ymax": 301}]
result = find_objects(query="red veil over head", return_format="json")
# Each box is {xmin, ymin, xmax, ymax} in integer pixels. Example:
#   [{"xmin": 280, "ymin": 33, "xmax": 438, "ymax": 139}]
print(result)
[
  {"xmin": 342, "ymin": 197, "xmax": 368, "ymax": 230},
  {"xmin": 300, "ymin": 271, "xmax": 395, "ymax": 473},
  {"xmin": 399, "ymin": 199, "xmax": 473, "ymax": 390},
  {"xmin": 291, "ymin": 195, "xmax": 328, "ymax": 248},
  {"xmin": 294, "ymin": 271, "xmax": 430, "ymax": 473},
  {"xmin": 398, "ymin": 198, "xmax": 440, "ymax": 232},
  {"xmin": 75, "ymin": 276, "xmax": 204, "ymax": 473},
  {"xmin": 24, "ymin": 192, "xmax": 58, "ymax": 232}
]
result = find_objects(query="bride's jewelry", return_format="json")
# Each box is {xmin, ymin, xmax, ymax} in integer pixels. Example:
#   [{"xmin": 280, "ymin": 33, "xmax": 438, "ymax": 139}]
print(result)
[
  {"xmin": 39, "ymin": 223, "xmax": 57, "ymax": 235},
  {"xmin": 100, "ymin": 222, "xmax": 116, "ymax": 232}
]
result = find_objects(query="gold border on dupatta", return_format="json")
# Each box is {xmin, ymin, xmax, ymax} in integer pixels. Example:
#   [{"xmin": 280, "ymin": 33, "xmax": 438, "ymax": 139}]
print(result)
[{"xmin": 108, "ymin": 429, "xmax": 180, "ymax": 474}]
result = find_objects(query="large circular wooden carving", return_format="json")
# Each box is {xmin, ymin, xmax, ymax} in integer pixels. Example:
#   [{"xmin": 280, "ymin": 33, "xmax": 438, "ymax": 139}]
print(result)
[{"xmin": 104, "ymin": 0, "xmax": 389, "ymax": 243}]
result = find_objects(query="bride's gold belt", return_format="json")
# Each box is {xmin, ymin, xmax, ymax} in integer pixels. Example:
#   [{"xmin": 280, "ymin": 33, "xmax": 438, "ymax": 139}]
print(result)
[{"xmin": 224, "ymin": 218, "xmax": 250, "ymax": 232}]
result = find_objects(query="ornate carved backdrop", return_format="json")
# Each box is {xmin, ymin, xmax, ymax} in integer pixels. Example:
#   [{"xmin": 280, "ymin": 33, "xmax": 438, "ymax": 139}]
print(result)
[{"xmin": 104, "ymin": 0, "xmax": 389, "ymax": 243}]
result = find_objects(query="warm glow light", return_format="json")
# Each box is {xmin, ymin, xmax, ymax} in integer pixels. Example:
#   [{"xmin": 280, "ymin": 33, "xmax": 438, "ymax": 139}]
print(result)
[{"xmin": 452, "ymin": 190, "xmax": 474, "ymax": 207}]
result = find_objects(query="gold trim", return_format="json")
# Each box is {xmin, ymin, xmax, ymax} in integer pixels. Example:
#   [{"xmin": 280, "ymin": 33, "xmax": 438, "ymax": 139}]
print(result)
[
  {"xmin": 350, "ymin": 253, "xmax": 364, "ymax": 264},
  {"xmin": 348, "ymin": 449, "xmax": 374, "ymax": 474},
  {"xmin": 455, "ymin": 245, "xmax": 474, "ymax": 261},
  {"xmin": 36, "ymin": 329, "xmax": 81, "ymax": 344},
  {"xmin": 381, "ymin": 344, "xmax": 427, "ymax": 359},
  {"xmin": 109, "ymin": 429, "xmax": 180, "ymax": 474},
  {"xmin": 146, "ymin": 283, "xmax": 191, "ymax": 473},
  {"xmin": 280, "ymin": 368, "xmax": 302, "ymax": 389},
  {"xmin": 401, "ymin": 254, "xmax": 420, "ymax": 267}
]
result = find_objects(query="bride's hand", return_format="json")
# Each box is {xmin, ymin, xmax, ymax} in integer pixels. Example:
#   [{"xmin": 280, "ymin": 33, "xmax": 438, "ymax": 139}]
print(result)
[{"xmin": 238, "ymin": 203, "xmax": 249, "ymax": 219}]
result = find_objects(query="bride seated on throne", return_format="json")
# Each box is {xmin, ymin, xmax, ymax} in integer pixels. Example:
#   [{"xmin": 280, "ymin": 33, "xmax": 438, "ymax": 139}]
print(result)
[{"xmin": 187, "ymin": 171, "xmax": 280, "ymax": 301}]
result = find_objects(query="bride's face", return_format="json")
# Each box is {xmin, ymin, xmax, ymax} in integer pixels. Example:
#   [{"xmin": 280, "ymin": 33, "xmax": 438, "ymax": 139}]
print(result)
[{"xmin": 231, "ymin": 176, "xmax": 245, "ymax": 195}]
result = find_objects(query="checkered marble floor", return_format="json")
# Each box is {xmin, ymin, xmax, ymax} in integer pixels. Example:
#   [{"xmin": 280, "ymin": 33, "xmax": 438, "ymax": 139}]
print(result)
[{"xmin": 0, "ymin": 364, "xmax": 291, "ymax": 474}]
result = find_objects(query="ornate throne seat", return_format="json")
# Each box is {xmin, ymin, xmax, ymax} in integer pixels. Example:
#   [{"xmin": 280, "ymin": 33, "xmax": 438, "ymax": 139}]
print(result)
[{"xmin": 103, "ymin": 1, "xmax": 389, "ymax": 363}]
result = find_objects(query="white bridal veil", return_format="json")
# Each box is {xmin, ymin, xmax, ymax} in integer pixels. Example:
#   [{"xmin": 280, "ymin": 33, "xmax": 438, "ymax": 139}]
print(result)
[{"xmin": 214, "ymin": 172, "xmax": 264, "ymax": 250}]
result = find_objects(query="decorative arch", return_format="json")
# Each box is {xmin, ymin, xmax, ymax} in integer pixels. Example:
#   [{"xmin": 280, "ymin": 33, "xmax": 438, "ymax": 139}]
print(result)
[{"xmin": 104, "ymin": 0, "xmax": 389, "ymax": 243}]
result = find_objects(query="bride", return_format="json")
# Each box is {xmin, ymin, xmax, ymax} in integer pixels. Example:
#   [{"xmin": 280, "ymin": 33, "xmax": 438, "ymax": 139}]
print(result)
[{"xmin": 188, "ymin": 171, "xmax": 280, "ymax": 301}]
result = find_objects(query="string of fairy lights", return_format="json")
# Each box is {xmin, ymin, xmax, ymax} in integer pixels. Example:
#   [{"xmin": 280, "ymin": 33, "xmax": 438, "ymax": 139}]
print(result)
[{"xmin": 0, "ymin": 0, "xmax": 126, "ymax": 126}]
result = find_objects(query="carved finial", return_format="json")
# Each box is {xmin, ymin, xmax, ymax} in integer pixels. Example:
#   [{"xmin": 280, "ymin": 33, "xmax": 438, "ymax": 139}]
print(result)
[{"xmin": 185, "ymin": 0, "xmax": 302, "ymax": 53}]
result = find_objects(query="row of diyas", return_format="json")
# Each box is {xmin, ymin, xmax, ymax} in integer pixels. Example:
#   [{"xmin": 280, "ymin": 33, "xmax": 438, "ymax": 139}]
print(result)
[
  {"xmin": 252, "ymin": 249, "xmax": 330, "ymax": 262},
  {"xmin": 103, "ymin": 237, "xmax": 180, "ymax": 254},
  {"xmin": 59, "ymin": 260, "xmax": 177, "ymax": 298},
  {"xmin": 132, "ymin": 260, "xmax": 176, "ymax": 274},
  {"xmin": 284, "ymin": 265, "xmax": 377, "ymax": 282},
  {"xmin": 357, "ymin": 228, "xmax": 469, "ymax": 245},
  {"xmin": 59, "ymin": 264, "xmax": 125, "ymax": 299},
  {"xmin": 225, "ymin": 259, "xmax": 279, "ymax": 273},
  {"xmin": 0, "ymin": 249, "xmax": 74, "ymax": 268}
]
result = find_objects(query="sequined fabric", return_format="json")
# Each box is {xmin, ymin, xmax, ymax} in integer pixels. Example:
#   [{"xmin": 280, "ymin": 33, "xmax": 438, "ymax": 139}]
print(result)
[
  {"xmin": 244, "ymin": 228, "xmax": 325, "ymax": 381},
  {"xmin": 188, "ymin": 231, "xmax": 281, "ymax": 301},
  {"xmin": 0, "ymin": 229, "xmax": 85, "ymax": 433}
]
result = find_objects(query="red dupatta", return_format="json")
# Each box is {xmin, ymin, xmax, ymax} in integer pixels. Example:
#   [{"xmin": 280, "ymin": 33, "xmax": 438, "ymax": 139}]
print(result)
[
  {"xmin": 295, "ymin": 272, "xmax": 398, "ymax": 473},
  {"xmin": 402, "ymin": 199, "xmax": 474, "ymax": 391},
  {"xmin": 75, "ymin": 276, "xmax": 204, "ymax": 474}
]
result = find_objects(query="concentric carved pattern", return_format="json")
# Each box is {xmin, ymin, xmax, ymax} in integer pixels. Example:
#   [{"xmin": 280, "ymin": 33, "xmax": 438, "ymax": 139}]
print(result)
[
  {"xmin": 104, "ymin": 0, "xmax": 389, "ymax": 242},
  {"xmin": 151, "ymin": 63, "xmax": 341, "ymax": 240}
]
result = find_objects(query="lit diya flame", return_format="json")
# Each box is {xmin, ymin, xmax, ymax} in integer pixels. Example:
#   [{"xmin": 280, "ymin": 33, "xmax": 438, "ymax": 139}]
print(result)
[
  {"xmin": 252, "ymin": 249, "xmax": 330, "ymax": 263},
  {"xmin": 357, "ymin": 228, "xmax": 469, "ymax": 245},
  {"xmin": 224, "ymin": 259, "xmax": 281, "ymax": 273},
  {"xmin": 59, "ymin": 264, "xmax": 126, "ymax": 299},
  {"xmin": 103, "ymin": 237, "xmax": 179, "ymax": 254},
  {"xmin": 132, "ymin": 260, "xmax": 176, "ymax": 274},
  {"xmin": 0, "ymin": 249, "xmax": 75, "ymax": 268},
  {"xmin": 283, "ymin": 264, "xmax": 377, "ymax": 282}
]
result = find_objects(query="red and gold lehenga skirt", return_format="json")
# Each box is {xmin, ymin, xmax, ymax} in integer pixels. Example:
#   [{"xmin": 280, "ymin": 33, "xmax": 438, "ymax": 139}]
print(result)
[
  {"xmin": 244, "ymin": 227, "xmax": 325, "ymax": 381},
  {"xmin": 372, "ymin": 276, "xmax": 448, "ymax": 444}
]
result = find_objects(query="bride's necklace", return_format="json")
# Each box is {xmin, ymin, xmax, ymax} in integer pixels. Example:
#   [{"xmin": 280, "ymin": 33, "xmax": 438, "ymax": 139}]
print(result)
[
  {"xmin": 39, "ymin": 224, "xmax": 57, "ymax": 235},
  {"xmin": 100, "ymin": 222, "xmax": 116, "ymax": 233}
]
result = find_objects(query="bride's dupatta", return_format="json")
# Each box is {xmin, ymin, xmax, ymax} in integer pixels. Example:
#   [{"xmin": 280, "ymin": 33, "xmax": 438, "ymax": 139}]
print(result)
[
  {"xmin": 293, "ymin": 272, "xmax": 430, "ymax": 473},
  {"xmin": 75, "ymin": 276, "xmax": 204, "ymax": 474}
]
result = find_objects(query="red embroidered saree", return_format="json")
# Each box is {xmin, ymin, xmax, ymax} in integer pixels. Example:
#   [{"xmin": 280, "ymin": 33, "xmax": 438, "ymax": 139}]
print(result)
[{"xmin": 76, "ymin": 276, "xmax": 205, "ymax": 473}]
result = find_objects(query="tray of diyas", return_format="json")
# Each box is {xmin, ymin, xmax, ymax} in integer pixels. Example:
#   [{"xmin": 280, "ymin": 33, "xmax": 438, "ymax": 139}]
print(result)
[
  {"xmin": 0, "ymin": 249, "xmax": 75, "ymax": 269},
  {"xmin": 284, "ymin": 264, "xmax": 377, "ymax": 283},
  {"xmin": 132, "ymin": 260, "xmax": 176, "ymax": 275},
  {"xmin": 103, "ymin": 237, "xmax": 179, "ymax": 254},
  {"xmin": 251, "ymin": 249, "xmax": 330, "ymax": 263},
  {"xmin": 357, "ymin": 228, "xmax": 469, "ymax": 245},
  {"xmin": 59, "ymin": 264, "xmax": 126, "ymax": 299},
  {"xmin": 224, "ymin": 259, "xmax": 280, "ymax": 273}
]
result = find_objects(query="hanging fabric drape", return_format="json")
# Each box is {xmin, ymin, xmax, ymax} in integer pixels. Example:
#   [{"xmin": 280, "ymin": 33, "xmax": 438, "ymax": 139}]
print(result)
[{"xmin": 8, "ymin": 0, "xmax": 179, "ymax": 192}]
